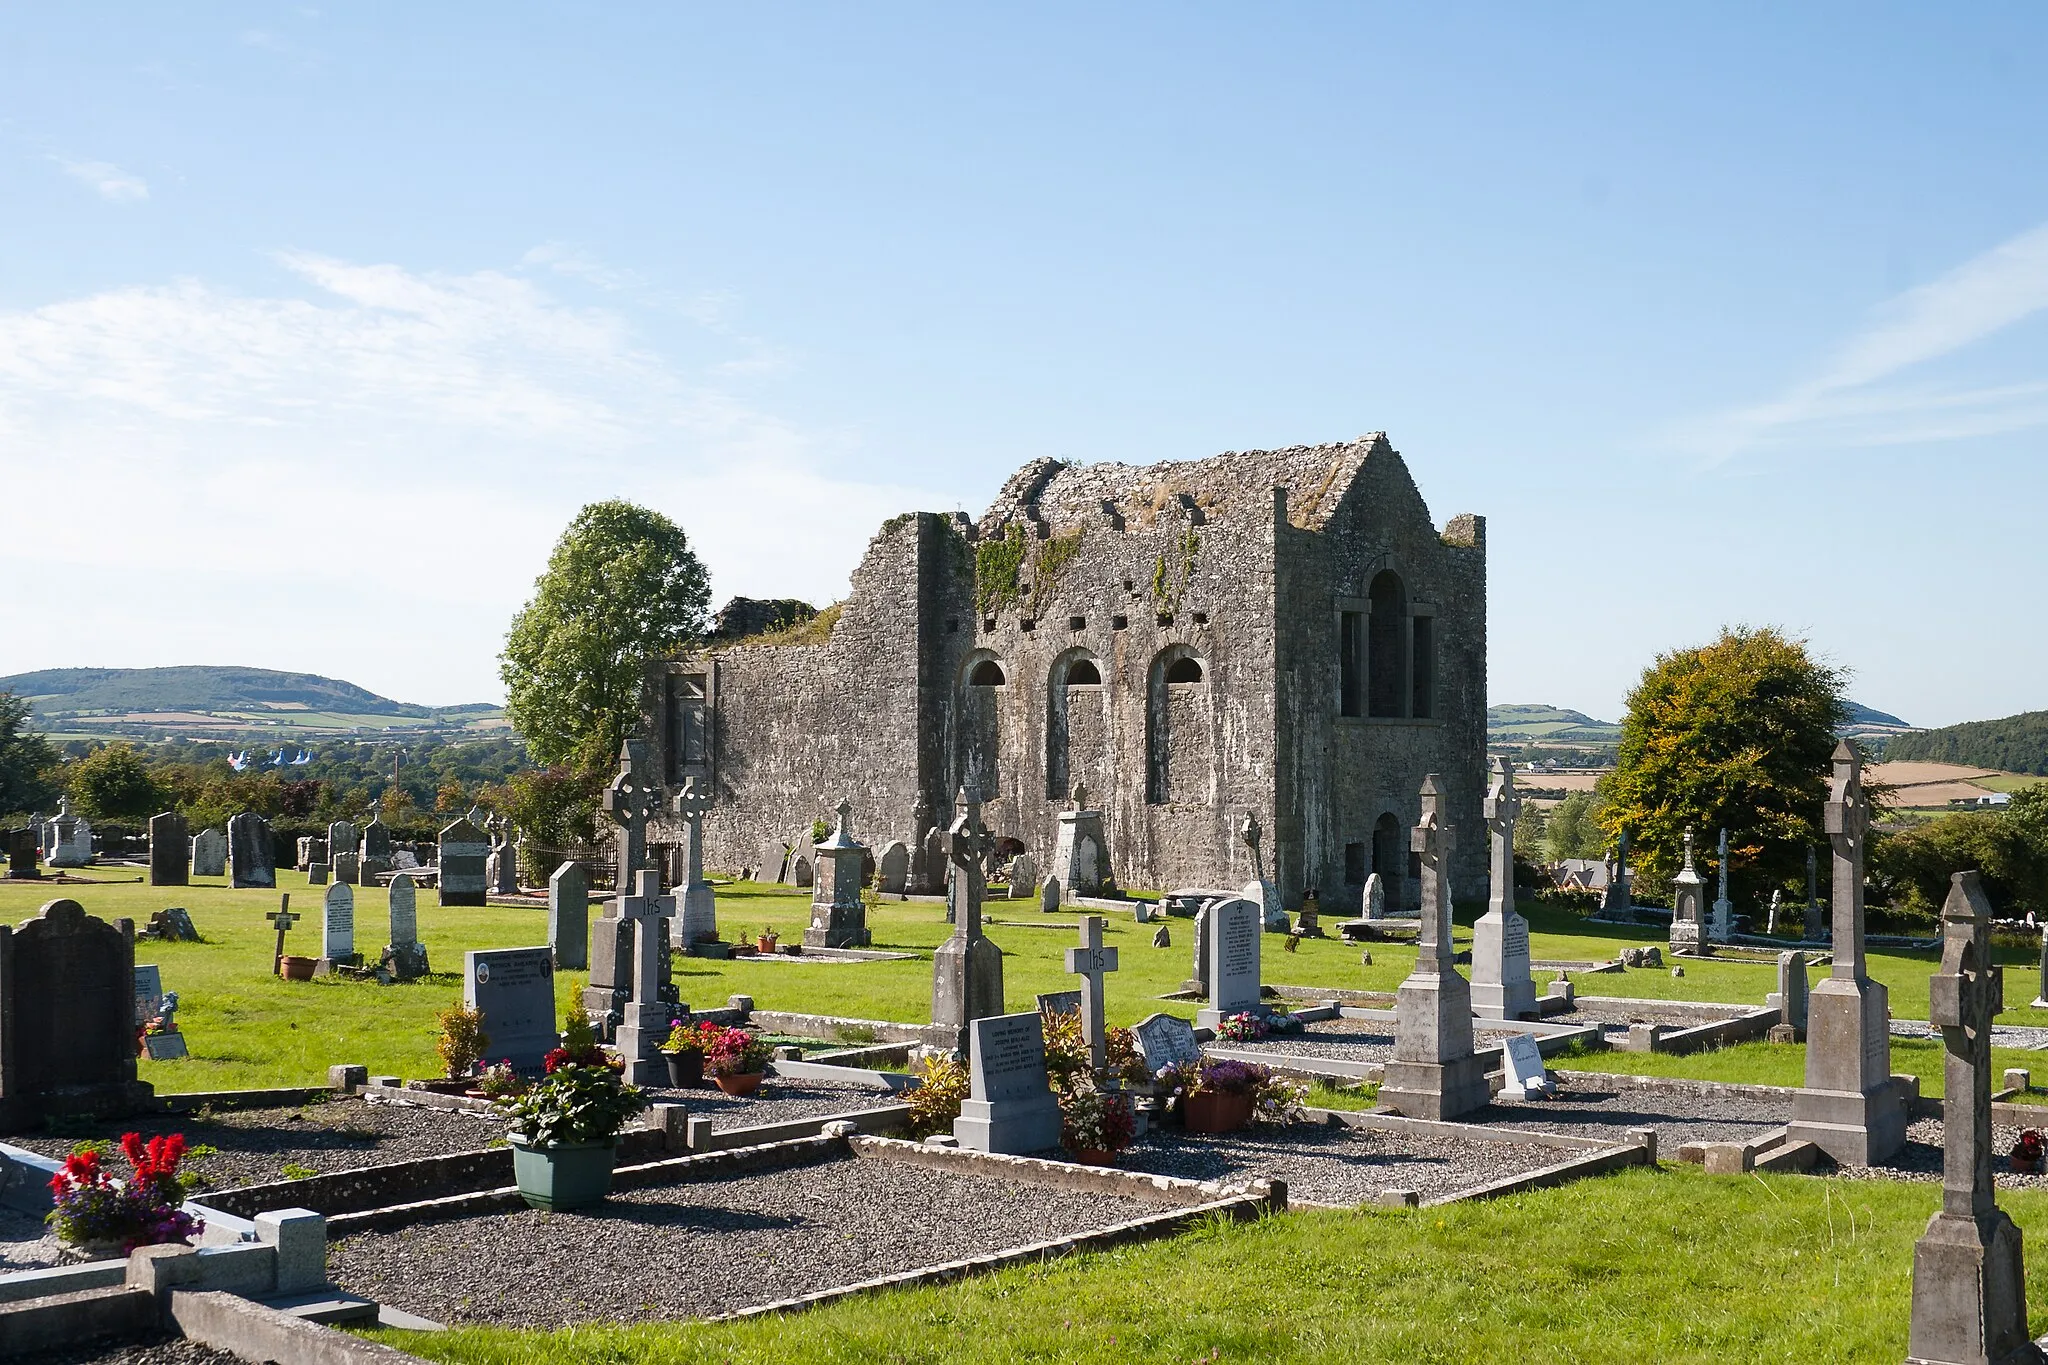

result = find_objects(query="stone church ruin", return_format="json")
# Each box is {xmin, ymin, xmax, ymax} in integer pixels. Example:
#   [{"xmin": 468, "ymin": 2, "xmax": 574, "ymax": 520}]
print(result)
[{"xmin": 639, "ymin": 434, "xmax": 1487, "ymax": 910}]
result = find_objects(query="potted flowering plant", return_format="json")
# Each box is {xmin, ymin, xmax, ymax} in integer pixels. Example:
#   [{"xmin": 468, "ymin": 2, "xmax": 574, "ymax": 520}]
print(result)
[
  {"xmin": 497, "ymin": 1054, "xmax": 651, "ymax": 1211},
  {"xmin": 659, "ymin": 1019, "xmax": 714, "ymax": 1088},
  {"xmin": 1058, "ymin": 1078, "xmax": 1137, "ymax": 1165},
  {"xmin": 2012, "ymin": 1129, "xmax": 2045, "ymax": 1175},
  {"xmin": 1181, "ymin": 1059, "xmax": 1264, "ymax": 1133},
  {"xmin": 702, "ymin": 1025, "xmax": 773, "ymax": 1096},
  {"xmin": 47, "ymin": 1133, "xmax": 204, "ymax": 1258},
  {"xmin": 473, "ymin": 1060, "xmax": 527, "ymax": 1101},
  {"xmin": 757, "ymin": 925, "xmax": 781, "ymax": 954}
]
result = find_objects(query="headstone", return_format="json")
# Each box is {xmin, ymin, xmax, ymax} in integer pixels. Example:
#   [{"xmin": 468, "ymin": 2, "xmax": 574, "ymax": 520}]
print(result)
[
  {"xmin": 1500, "ymin": 1032, "xmax": 1555, "ymax": 1099},
  {"xmin": 933, "ymin": 790, "xmax": 1005, "ymax": 1052},
  {"xmin": 307, "ymin": 862, "xmax": 329, "ymax": 886},
  {"xmin": 319, "ymin": 882, "xmax": 355, "ymax": 968},
  {"xmin": 919, "ymin": 825, "xmax": 948, "ymax": 897},
  {"xmin": 44, "ymin": 798, "xmax": 91, "ymax": 868},
  {"xmin": 1803, "ymin": 844, "xmax": 1823, "ymax": 943},
  {"xmin": 295, "ymin": 837, "xmax": 314, "ymax": 872},
  {"xmin": 791, "ymin": 851, "xmax": 813, "ymax": 887},
  {"xmin": 133, "ymin": 964, "xmax": 164, "ymax": 1025},
  {"xmin": 1709, "ymin": 827, "xmax": 1734, "ymax": 943},
  {"xmin": 1767, "ymin": 889, "xmax": 1783, "ymax": 936},
  {"xmin": 382, "ymin": 873, "xmax": 427, "ymax": 980},
  {"xmin": 437, "ymin": 817, "xmax": 490, "ymax": 907},
  {"xmin": 878, "ymin": 840, "xmax": 909, "ymax": 896},
  {"xmin": 952, "ymin": 1011, "xmax": 1062, "ymax": 1155},
  {"xmin": 1471, "ymin": 757, "xmax": 1536, "ymax": 1020},
  {"xmin": 1789, "ymin": 741, "xmax": 1906, "ymax": 1165},
  {"xmin": 464, "ymin": 947, "xmax": 558, "ymax": 1073},
  {"xmin": 148, "ymin": 812, "xmax": 189, "ymax": 887},
  {"xmin": 1768, "ymin": 951, "xmax": 1810, "ymax": 1043},
  {"xmin": 1379, "ymin": 774, "xmax": 1489, "ymax": 1122},
  {"xmin": 265, "ymin": 898, "xmax": 300, "ymax": 973},
  {"xmin": 1362, "ymin": 873, "xmax": 1386, "ymax": 920},
  {"xmin": 757, "ymin": 839, "xmax": 789, "ymax": 885},
  {"xmin": 2035, "ymin": 929, "xmax": 2048, "ymax": 1010},
  {"xmin": 1906, "ymin": 871, "xmax": 2029, "ymax": 1365},
  {"xmin": 331, "ymin": 851, "xmax": 361, "ymax": 887},
  {"xmin": 586, "ymin": 743, "xmax": 666, "ymax": 1030},
  {"xmin": 360, "ymin": 819, "xmax": 393, "ymax": 885},
  {"xmin": 1667, "ymin": 830, "xmax": 1707, "ymax": 954},
  {"xmin": 1036, "ymin": 989, "xmax": 1082, "ymax": 1017},
  {"xmin": 1040, "ymin": 874, "xmax": 1062, "ymax": 913},
  {"xmin": 1194, "ymin": 896, "xmax": 1261, "ymax": 1031},
  {"xmin": 1064, "ymin": 915, "xmax": 1119, "ymax": 1072},
  {"xmin": 1008, "ymin": 852, "xmax": 1037, "ymax": 901},
  {"xmin": 805, "ymin": 800, "xmax": 869, "ymax": 950},
  {"xmin": 671, "ymin": 778, "xmax": 718, "ymax": 947},
  {"xmin": 1151, "ymin": 923, "xmax": 1170, "ymax": 948},
  {"xmin": 1601, "ymin": 831, "xmax": 1633, "ymax": 920},
  {"xmin": 6, "ymin": 827, "xmax": 39, "ymax": 879},
  {"xmin": 1051, "ymin": 786, "xmax": 1111, "ymax": 896},
  {"xmin": 190, "ymin": 827, "xmax": 226, "ymax": 878},
  {"xmin": 140, "ymin": 907, "xmax": 198, "ymax": 942},
  {"xmin": 227, "ymin": 812, "xmax": 275, "ymax": 889},
  {"xmin": 609, "ymin": 868, "xmax": 677, "ymax": 1084},
  {"xmin": 549, "ymin": 861, "xmax": 590, "ymax": 971},
  {"xmin": 0, "ymin": 899, "xmax": 155, "ymax": 1131},
  {"xmin": 1189, "ymin": 901, "xmax": 1212, "ymax": 994},
  {"xmin": 1132, "ymin": 1012, "xmax": 1201, "ymax": 1071},
  {"xmin": 327, "ymin": 821, "xmax": 359, "ymax": 878},
  {"xmin": 1238, "ymin": 810, "xmax": 1286, "ymax": 931}
]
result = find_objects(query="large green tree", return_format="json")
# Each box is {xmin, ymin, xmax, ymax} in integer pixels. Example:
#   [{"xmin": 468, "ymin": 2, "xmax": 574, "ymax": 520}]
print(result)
[
  {"xmin": 69, "ymin": 742, "xmax": 167, "ymax": 820},
  {"xmin": 500, "ymin": 501, "xmax": 712, "ymax": 769},
  {"xmin": 0, "ymin": 692, "xmax": 60, "ymax": 816},
  {"xmin": 1602, "ymin": 626, "xmax": 1847, "ymax": 901}
]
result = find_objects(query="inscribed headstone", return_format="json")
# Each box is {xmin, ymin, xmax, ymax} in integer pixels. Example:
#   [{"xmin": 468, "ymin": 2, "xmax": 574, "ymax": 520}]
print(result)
[
  {"xmin": 148, "ymin": 812, "xmax": 189, "ymax": 887},
  {"xmin": 7, "ymin": 827, "xmax": 39, "ymax": 879},
  {"xmin": 321, "ymin": 882, "xmax": 355, "ymax": 963},
  {"xmin": 387, "ymin": 872, "xmax": 418, "ymax": 946},
  {"xmin": 1133, "ymin": 1011, "xmax": 1201, "ymax": 1071},
  {"xmin": 227, "ymin": 813, "xmax": 275, "ymax": 889},
  {"xmin": 549, "ymin": 861, "xmax": 590, "ymax": 970},
  {"xmin": 191, "ymin": 828, "xmax": 226, "ymax": 878},
  {"xmin": 360, "ymin": 819, "xmax": 393, "ymax": 883},
  {"xmin": 1500, "ymin": 1032, "xmax": 1554, "ymax": 1098},
  {"xmin": 464, "ymin": 947, "xmax": 559, "ymax": 1073},
  {"xmin": 878, "ymin": 841, "xmax": 909, "ymax": 896},
  {"xmin": 1195, "ymin": 896, "xmax": 1261, "ymax": 1029},
  {"xmin": 0, "ymin": 899, "xmax": 154, "ymax": 1130},
  {"xmin": 952, "ymin": 1011, "xmax": 1062, "ymax": 1154},
  {"xmin": 1362, "ymin": 872, "xmax": 1386, "ymax": 919},
  {"xmin": 1008, "ymin": 853, "xmax": 1037, "ymax": 900},
  {"xmin": 438, "ymin": 818, "xmax": 489, "ymax": 907},
  {"xmin": 1035, "ymin": 989, "xmax": 1082, "ymax": 1017},
  {"xmin": 331, "ymin": 851, "xmax": 361, "ymax": 887},
  {"xmin": 133, "ymin": 964, "xmax": 164, "ymax": 1026}
]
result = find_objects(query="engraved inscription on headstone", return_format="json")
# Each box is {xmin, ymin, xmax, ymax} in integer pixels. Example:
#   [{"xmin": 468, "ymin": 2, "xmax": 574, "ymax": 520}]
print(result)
[{"xmin": 464, "ymin": 947, "xmax": 558, "ymax": 1073}]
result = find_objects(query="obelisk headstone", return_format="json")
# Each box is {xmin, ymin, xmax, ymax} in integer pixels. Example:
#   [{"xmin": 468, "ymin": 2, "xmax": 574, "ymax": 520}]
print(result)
[
  {"xmin": 1379, "ymin": 775, "xmax": 1489, "ymax": 1121},
  {"xmin": 1471, "ymin": 756, "xmax": 1536, "ymax": 1020}
]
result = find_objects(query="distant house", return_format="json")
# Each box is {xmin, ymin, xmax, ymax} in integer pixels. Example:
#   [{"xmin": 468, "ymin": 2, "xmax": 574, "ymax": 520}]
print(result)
[
  {"xmin": 1948, "ymin": 792, "xmax": 2012, "ymax": 809},
  {"xmin": 1550, "ymin": 858, "xmax": 1610, "ymax": 892}
]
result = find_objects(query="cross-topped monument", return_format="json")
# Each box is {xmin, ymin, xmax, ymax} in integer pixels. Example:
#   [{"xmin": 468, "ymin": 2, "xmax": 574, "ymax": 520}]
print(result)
[
  {"xmin": 1380, "ymin": 774, "xmax": 1488, "ymax": 1121},
  {"xmin": 1907, "ymin": 871, "xmax": 2030, "ymax": 1365},
  {"xmin": 265, "ymin": 896, "xmax": 298, "ymax": 975},
  {"xmin": 1064, "ymin": 915, "xmax": 1120, "ymax": 1072},
  {"xmin": 1238, "ymin": 808, "xmax": 1283, "ymax": 930},
  {"xmin": 1789, "ymin": 740, "xmax": 1905, "ymax": 1165},
  {"xmin": 602, "ymin": 740, "xmax": 661, "ymax": 893},
  {"xmin": 1710, "ymin": 827, "xmax": 1734, "ymax": 943},
  {"xmin": 1668, "ymin": 829, "xmax": 1708, "ymax": 954},
  {"xmin": 933, "ymin": 788, "xmax": 1003, "ymax": 1052},
  {"xmin": 1472, "ymin": 755, "xmax": 1535, "ymax": 1020},
  {"xmin": 671, "ymin": 776, "xmax": 718, "ymax": 949}
]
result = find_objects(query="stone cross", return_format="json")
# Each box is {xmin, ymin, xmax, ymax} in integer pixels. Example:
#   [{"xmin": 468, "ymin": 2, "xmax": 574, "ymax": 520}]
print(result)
[
  {"xmin": 1824, "ymin": 740, "xmax": 1870, "ymax": 977},
  {"xmin": 1064, "ymin": 915, "xmax": 1120, "ymax": 1072},
  {"xmin": 946, "ymin": 787, "xmax": 992, "ymax": 935},
  {"xmin": 602, "ymin": 740, "xmax": 660, "ymax": 893},
  {"xmin": 1238, "ymin": 809, "xmax": 1266, "ymax": 885},
  {"xmin": 1907, "ymin": 870, "xmax": 2029, "ymax": 1365},
  {"xmin": 671, "ymin": 776, "xmax": 717, "ymax": 946},
  {"xmin": 1071, "ymin": 781, "xmax": 1089, "ymax": 811},
  {"xmin": 1483, "ymin": 756, "xmax": 1519, "ymax": 905},
  {"xmin": 265, "ymin": 897, "xmax": 298, "ymax": 973},
  {"xmin": 1411, "ymin": 775, "xmax": 1455, "ymax": 971},
  {"xmin": 1473, "ymin": 755, "xmax": 1535, "ymax": 1019}
]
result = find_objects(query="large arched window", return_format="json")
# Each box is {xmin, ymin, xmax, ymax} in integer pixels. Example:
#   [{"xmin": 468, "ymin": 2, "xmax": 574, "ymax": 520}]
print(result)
[
  {"xmin": 968, "ymin": 659, "xmax": 1006, "ymax": 686},
  {"xmin": 1371, "ymin": 811, "xmax": 1405, "ymax": 914},
  {"xmin": 1146, "ymin": 645, "xmax": 1210, "ymax": 804},
  {"xmin": 1046, "ymin": 649, "xmax": 1105, "ymax": 800},
  {"xmin": 957, "ymin": 652, "xmax": 1006, "ymax": 799},
  {"xmin": 1368, "ymin": 570, "xmax": 1407, "ymax": 718}
]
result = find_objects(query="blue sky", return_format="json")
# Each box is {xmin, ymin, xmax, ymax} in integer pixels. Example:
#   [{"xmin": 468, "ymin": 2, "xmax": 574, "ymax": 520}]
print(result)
[{"xmin": 2, "ymin": 6, "xmax": 2045, "ymax": 724}]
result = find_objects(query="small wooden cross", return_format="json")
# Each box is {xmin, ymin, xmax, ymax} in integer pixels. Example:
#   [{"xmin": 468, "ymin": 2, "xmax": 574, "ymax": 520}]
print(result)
[
  {"xmin": 265, "ymin": 895, "xmax": 298, "ymax": 974},
  {"xmin": 1064, "ymin": 915, "xmax": 1120, "ymax": 1072}
]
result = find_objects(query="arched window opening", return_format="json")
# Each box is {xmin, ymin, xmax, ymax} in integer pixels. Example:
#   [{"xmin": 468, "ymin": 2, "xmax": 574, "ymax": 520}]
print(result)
[
  {"xmin": 1367, "ymin": 570, "xmax": 1408, "ymax": 718},
  {"xmin": 968, "ymin": 659, "xmax": 1006, "ymax": 686},
  {"xmin": 1371, "ymin": 812, "xmax": 1405, "ymax": 914},
  {"xmin": 1066, "ymin": 658, "xmax": 1102, "ymax": 686},
  {"xmin": 1164, "ymin": 656, "xmax": 1203, "ymax": 684}
]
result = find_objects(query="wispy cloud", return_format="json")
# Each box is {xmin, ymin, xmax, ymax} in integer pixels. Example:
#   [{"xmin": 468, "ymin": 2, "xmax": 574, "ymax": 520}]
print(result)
[
  {"xmin": 1682, "ymin": 220, "xmax": 2048, "ymax": 459},
  {"xmin": 519, "ymin": 242, "xmax": 639, "ymax": 291},
  {"xmin": 50, "ymin": 155, "xmax": 148, "ymax": 204}
]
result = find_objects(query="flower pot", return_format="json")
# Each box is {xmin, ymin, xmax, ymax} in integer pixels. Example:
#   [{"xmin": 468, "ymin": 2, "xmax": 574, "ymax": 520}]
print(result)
[
  {"xmin": 1069, "ymin": 1147, "xmax": 1117, "ymax": 1166},
  {"xmin": 278, "ymin": 955, "xmax": 316, "ymax": 981},
  {"xmin": 713, "ymin": 1071, "xmax": 765, "ymax": 1097},
  {"xmin": 2012, "ymin": 1154, "xmax": 2043, "ymax": 1175},
  {"xmin": 664, "ymin": 1049, "xmax": 705, "ymax": 1088},
  {"xmin": 1183, "ymin": 1089, "xmax": 1254, "ymax": 1134},
  {"xmin": 757, "ymin": 937, "xmax": 780, "ymax": 954},
  {"xmin": 509, "ymin": 1136, "xmax": 618, "ymax": 1212}
]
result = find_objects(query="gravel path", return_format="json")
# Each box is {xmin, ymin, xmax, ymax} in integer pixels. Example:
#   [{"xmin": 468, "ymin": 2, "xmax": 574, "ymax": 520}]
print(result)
[
  {"xmin": 10, "ymin": 1098, "xmax": 504, "ymax": 1192},
  {"xmin": 1462, "ymin": 1073, "xmax": 1794, "ymax": 1147},
  {"xmin": 637, "ymin": 1078, "xmax": 905, "ymax": 1132},
  {"xmin": 1113, "ymin": 1122, "xmax": 1577, "ymax": 1206},
  {"xmin": 328, "ymin": 1155, "xmax": 1155, "ymax": 1327},
  {"xmin": 0, "ymin": 1205, "xmax": 67, "ymax": 1273},
  {"xmin": 1890, "ymin": 1019, "xmax": 2048, "ymax": 1051},
  {"xmin": 16, "ymin": 1337, "xmax": 244, "ymax": 1365},
  {"xmin": 1838, "ymin": 1117, "xmax": 2048, "ymax": 1188}
]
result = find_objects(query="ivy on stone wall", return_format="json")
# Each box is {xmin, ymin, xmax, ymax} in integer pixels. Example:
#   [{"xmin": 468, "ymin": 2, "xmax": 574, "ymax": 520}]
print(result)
[
  {"xmin": 1151, "ymin": 527, "xmax": 1201, "ymax": 614},
  {"xmin": 976, "ymin": 523, "xmax": 1087, "ymax": 618}
]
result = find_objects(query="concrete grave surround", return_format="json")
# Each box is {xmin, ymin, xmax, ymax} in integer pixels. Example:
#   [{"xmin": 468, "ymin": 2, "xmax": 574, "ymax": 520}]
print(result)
[
  {"xmin": 148, "ymin": 812, "xmax": 189, "ymax": 887},
  {"xmin": 1789, "ymin": 742, "xmax": 1907, "ymax": 1166},
  {"xmin": 437, "ymin": 818, "xmax": 489, "ymax": 908},
  {"xmin": 190, "ymin": 828, "xmax": 226, "ymax": 878},
  {"xmin": 549, "ymin": 861, "xmax": 590, "ymax": 971},
  {"xmin": 1907, "ymin": 872, "xmax": 2031, "ymax": 1365},
  {"xmin": 465, "ymin": 947, "xmax": 559, "ymax": 1073},
  {"xmin": 319, "ymin": 882, "xmax": 355, "ymax": 965},
  {"xmin": 933, "ymin": 792, "xmax": 1006, "ymax": 1053},
  {"xmin": 953, "ymin": 1011, "xmax": 1062, "ymax": 1155},
  {"xmin": 1194, "ymin": 896, "xmax": 1261, "ymax": 1031},
  {"xmin": 639, "ymin": 438, "xmax": 1489, "ymax": 916},
  {"xmin": 1379, "ymin": 774, "xmax": 1489, "ymax": 1122},
  {"xmin": 226, "ymin": 812, "xmax": 275, "ymax": 890},
  {"xmin": 1133, "ymin": 1011, "xmax": 1201, "ymax": 1071},
  {"xmin": 1470, "ymin": 756, "xmax": 1536, "ymax": 1020},
  {"xmin": 0, "ymin": 899, "xmax": 155, "ymax": 1132}
]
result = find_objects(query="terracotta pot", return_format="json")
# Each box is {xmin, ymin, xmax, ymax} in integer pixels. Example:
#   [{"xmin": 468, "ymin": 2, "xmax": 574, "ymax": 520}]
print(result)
[
  {"xmin": 1182, "ymin": 1089, "xmax": 1254, "ymax": 1134},
  {"xmin": 714, "ymin": 1071, "xmax": 765, "ymax": 1097},
  {"xmin": 664, "ymin": 1049, "xmax": 705, "ymax": 1088},
  {"xmin": 757, "ymin": 936, "xmax": 780, "ymax": 954},
  {"xmin": 1069, "ymin": 1147, "xmax": 1117, "ymax": 1167},
  {"xmin": 278, "ymin": 955, "xmax": 316, "ymax": 981}
]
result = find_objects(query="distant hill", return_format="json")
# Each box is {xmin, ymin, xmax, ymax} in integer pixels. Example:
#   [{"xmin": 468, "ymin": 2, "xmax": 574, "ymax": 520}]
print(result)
[
  {"xmin": 0, "ymin": 666, "xmax": 503, "ymax": 741},
  {"xmin": 1843, "ymin": 700, "xmax": 1909, "ymax": 729},
  {"xmin": 1887, "ymin": 710, "xmax": 2048, "ymax": 777},
  {"xmin": 1487, "ymin": 705, "xmax": 1621, "ymax": 747}
]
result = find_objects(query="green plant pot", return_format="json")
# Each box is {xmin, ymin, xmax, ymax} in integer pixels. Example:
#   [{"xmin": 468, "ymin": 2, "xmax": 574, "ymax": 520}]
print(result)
[{"xmin": 509, "ymin": 1136, "xmax": 618, "ymax": 1211}]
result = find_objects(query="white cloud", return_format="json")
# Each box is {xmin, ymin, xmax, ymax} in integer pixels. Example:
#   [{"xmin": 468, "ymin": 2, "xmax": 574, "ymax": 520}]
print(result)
[
  {"xmin": 518, "ymin": 242, "xmax": 638, "ymax": 291},
  {"xmin": 0, "ymin": 256, "xmax": 945, "ymax": 702},
  {"xmin": 51, "ymin": 156, "xmax": 149, "ymax": 204},
  {"xmin": 1682, "ymin": 219, "xmax": 2048, "ymax": 459}
]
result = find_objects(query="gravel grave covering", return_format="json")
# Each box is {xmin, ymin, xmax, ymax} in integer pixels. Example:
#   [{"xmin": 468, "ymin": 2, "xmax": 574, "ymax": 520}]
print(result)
[
  {"xmin": 1464, "ymin": 1072, "xmax": 1793, "ymax": 1147},
  {"xmin": 1210, "ymin": 1019, "xmax": 1540, "ymax": 1067},
  {"xmin": 1112, "ymin": 1121, "xmax": 1578, "ymax": 1206},
  {"xmin": 1839, "ymin": 1117, "xmax": 2048, "ymax": 1188},
  {"xmin": 327, "ymin": 1155, "xmax": 1156, "ymax": 1327},
  {"xmin": 638, "ymin": 1078, "xmax": 906, "ymax": 1132},
  {"xmin": 1891, "ymin": 1019, "xmax": 2048, "ymax": 1051},
  {"xmin": 0, "ymin": 1204, "xmax": 67, "ymax": 1273},
  {"xmin": 16, "ymin": 1336, "xmax": 245, "ymax": 1365},
  {"xmin": 9, "ymin": 1097, "xmax": 504, "ymax": 1192}
]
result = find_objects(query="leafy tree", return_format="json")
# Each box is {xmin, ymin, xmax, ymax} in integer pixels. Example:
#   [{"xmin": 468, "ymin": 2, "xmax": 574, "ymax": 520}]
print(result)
[
  {"xmin": 500, "ymin": 501, "xmax": 711, "ymax": 769},
  {"xmin": 1602, "ymin": 626, "xmax": 1847, "ymax": 903},
  {"xmin": 0, "ymin": 692, "xmax": 60, "ymax": 816},
  {"xmin": 1512, "ymin": 801, "xmax": 1548, "ymax": 859},
  {"xmin": 1870, "ymin": 811, "xmax": 2048, "ymax": 919},
  {"xmin": 1545, "ymin": 790, "xmax": 1607, "ymax": 861},
  {"xmin": 68, "ymin": 743, "xmax": 167, "ymax": 820}
]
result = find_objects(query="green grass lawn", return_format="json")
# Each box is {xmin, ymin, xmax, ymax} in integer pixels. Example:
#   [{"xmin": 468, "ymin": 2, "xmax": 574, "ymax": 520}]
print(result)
[{"xmin": 360, "ymin": 1164, "xmax": 2048, "ymax": 1365}]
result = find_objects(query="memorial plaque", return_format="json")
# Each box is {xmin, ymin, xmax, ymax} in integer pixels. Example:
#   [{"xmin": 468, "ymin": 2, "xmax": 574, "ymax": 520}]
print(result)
[
  {"xmin": 464, "ymin": 947, "xmax": 558, "ymax": 1072},
  {"xmin": 1501, "ymin": 1033, "xmax": 1547, "ymax": 1091},
  {"xmin": 133, "ymin": 964, "xmax": 164, "ymax": 1025}
]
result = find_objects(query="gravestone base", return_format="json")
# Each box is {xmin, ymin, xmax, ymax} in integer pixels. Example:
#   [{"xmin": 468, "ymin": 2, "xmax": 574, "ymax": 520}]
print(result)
[
  {"xmin": 1767, "ymin": 1023, "xmax": 1805, "ymax": 1044},
  {"xmin": 0, "ymin": 1079, "xmax": 156, "ymax": 1133},
  {"xmin": 382, "ymin": 942, "xmax": 430, "ymax": 981},
  {"xmin": 1906, "ymin": 1209, "xmax": 2033, "ymax": 1365},
  {"xmin": 1470, "ymin": 907, "xmax": 1537, "ymax": 1021},
  {"xmin": 1789, "ymin": 976, "xmax": 1906, "ymax": 1165},
  {"xmin": 1379, "ymin": 1055, "xmax": 1492, "ymax": 1122},
  {"xmin": 315, "ymin": 954, "xmax": 364, "ymax": 977},
  {"xmin": 933, "ymin": 933, "xmax": 1005, "ymax": 1051},
  {"xmin": 953, "ymin": 1092, "xmax": 1062, "ymax": 1155},
  {"xmin": 1668, "ymin": 922, "xmax": 1709, "ymax": 956},
  {"xmin": 615, "ymin": 1003, "xmax": 669, "ymax": 1087},
  {"xmin": 1787, "ymin": 1084, "xmax": 1909, "ymax": 1166},
  {"xmin": 678, "ymin": 883, "xmax": 717, "ymax": 948},
  {"xmin": 804, "ymin": 906, "xmax": 868, "ymax": 951}
]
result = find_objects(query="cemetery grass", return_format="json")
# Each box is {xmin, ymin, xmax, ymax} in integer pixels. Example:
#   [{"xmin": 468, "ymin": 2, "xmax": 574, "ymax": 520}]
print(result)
[
  {"xmin": 1549, "ymin": 1035, "xmax": 2048, "ymax": 1100},
  {"xmin": 366, "ymin": 1164, "xmax": 2048, "ymax": 1364}
]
